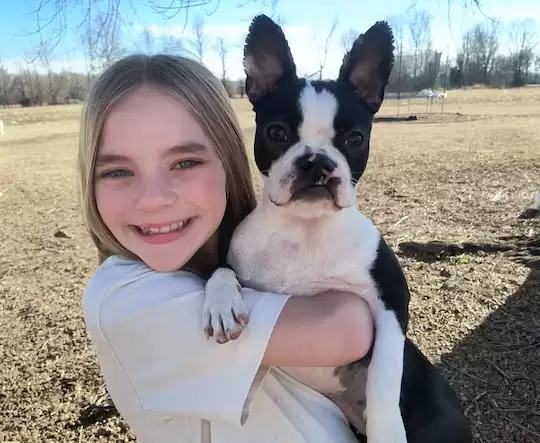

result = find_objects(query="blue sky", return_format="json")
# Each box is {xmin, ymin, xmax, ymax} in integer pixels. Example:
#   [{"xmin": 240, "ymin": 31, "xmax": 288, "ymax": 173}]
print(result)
[{"xmin": 1, "ymin": 0, "xmax": 539, "ymax": 79}]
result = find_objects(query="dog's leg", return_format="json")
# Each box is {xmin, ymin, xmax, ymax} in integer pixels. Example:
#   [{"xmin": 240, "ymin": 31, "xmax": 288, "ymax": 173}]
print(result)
[
  {"xmin": 365, "ymin": 306, "xmax": 407, "ymax": 443},
  {"xmin": 203, "ymin": 267, "xmax": 249, "ymax": 344},
  {"xmin": 399, "ymin": 338, "xmax": 473, "ymax": 443}
]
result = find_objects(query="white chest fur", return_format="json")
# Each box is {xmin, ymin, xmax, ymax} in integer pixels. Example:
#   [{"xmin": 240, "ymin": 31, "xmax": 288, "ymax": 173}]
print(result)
[{"xmin": 228, "ymin": 205, "xmax": 381, "ymax": 304}]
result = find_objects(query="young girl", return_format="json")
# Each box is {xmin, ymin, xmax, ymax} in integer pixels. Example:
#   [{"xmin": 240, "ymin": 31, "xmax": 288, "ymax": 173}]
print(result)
[{"xmin": 79, "ymin": 53, "xmax": 374, "ymax": 443}]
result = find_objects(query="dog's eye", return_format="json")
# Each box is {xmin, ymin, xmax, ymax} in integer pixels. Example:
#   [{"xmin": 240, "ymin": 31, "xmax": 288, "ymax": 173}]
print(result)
[
  {"xmin": 266, "ymin": 123, "xmax": 289, "ymax": 143},
  {"xmin": 344, "ymin": 131, "xmax": 364, "ymax": 147}
]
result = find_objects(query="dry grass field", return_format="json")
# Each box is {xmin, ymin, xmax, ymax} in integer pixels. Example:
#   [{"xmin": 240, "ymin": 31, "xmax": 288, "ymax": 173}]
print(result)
[{"xmin": 0, "ymin": 87, "xmax": 539, "ymax": 442}]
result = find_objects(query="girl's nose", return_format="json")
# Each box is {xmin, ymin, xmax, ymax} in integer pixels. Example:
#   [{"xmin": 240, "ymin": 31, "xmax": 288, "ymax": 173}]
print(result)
[{"xmin": 134, "ymin": 171, "xmax": 176, "ymax": 212}]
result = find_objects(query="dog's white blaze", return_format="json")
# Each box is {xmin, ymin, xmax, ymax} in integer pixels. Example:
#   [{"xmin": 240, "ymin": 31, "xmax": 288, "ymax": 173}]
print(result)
[{"xmin": 298, "ymin": 81, "xmax": 338, "ymax": 144}]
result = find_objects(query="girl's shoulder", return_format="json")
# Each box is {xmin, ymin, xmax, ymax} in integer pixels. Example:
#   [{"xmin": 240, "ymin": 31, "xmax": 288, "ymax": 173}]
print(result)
[
  {"xmin": 90, "ymin": 254, "xmax": 204, "ymax": 287},
  {"xmin": 83, "ymin": 255, "xmax": 206, "ymax": 320}
]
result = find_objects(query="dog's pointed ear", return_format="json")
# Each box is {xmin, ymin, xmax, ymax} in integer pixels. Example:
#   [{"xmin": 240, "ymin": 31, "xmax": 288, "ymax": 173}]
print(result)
[
  {"xmin": 337, "ymin": 21, "xmax": 394, "ymax": 114},
  {"xmin": 243, "ymin": 14, "xmax": 297, "ymax": 103}
]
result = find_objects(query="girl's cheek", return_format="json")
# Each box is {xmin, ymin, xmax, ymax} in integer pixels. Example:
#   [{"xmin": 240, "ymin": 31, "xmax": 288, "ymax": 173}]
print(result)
[
  {"xmin": 95, "ymin": 179, "xmax": 135, "ymax": 203},
  {"xmin": 95, "ymin": 186, "xmax": 114, "ymax": 221},
  {"xmin": 174, "ymin": 166, "xmax": 226, "ymax": 195},
  {"xmin": 95, "ymin": 181, "xmax": 131, "ymax": 219},
  {"xmin": 201, "ymin": 174, "xmax": 227, "ymax": 201}
]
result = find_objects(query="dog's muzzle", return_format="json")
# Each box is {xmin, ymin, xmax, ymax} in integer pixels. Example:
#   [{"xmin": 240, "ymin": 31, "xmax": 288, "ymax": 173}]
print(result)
[{"xmin": 290, "ymin": 152, "xmax": 342, "ymax": 202}]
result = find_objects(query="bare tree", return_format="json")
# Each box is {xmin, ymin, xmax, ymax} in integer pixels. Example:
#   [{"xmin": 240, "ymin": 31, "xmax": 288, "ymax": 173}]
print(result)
[
  {"xmin": 139, "ymin": 27, "xmax": 156, "ymax": 53},
  {"xmin": 405, "ymin": 7, "xmax": 432, "ymax": 79},
  {"xmin": 63, "ymin": 49, "xmax": 85, "ymax": 102},
  {"xmin": 28, "ymin": 0, "xmax": 482, "ymax": 58},
  {"xmin": 94, "ymin": 7, "xmax": 125, "ymax": 69},
  {"xmin": 40, "ymin": 47, "xmax": 61, "ymax": 104},
  {"xmin": 213, "ymin": 37, "xmax": 235, "ymax": 97},
  {"xmin": 160, "ymin": 35, "xmax": 185, "ymax": 53},
  {"xmin": 507, "ymin": 19, "xmax": 538, "ymax": 86},
  {"xmin": 458, "ymin": 21, "xmax": 499, "ymax": 85},
  {"xmin": 315, "ymin": 17, "xmax": 338, "ymax": 80},
  {"xmin": 23, "ymin": 51, "xmax": 45, "ymax": 106},
  {"xmin": 14, "ymin": 62, "xmax": 29, "ymax": 104},
  {"xmin": 340, "ymin": 29, "xmax": 358, "ymax": 55},
  {"xmin": 215, "ymin": 37, "xmax": 229, "ymax": 81},
  {"xmin": 26, "ymin": 1, "xmax": 261, "ymax": 55},
  {"xmin": 0, "ymin": 54, "xmax": 10, "ymax": 107},
  {"xmin": 386, "ymin": 13, "xmax": 405, "ymax": 52},
  {"xmin": 190, "ymin": 15, "xmax": 205, "ymax": 62},
  {"xmin": 476, "ymin": 21, "xmax": 499, "ymax": 84},
  {"xmin": 34, "ymin": 21, "xmax": 65, "ymax": 106},
  {"xmin": 77, "ymin": 1, "xmax": 125, "ymax": 82},
  {"xmin": 386, "ymin": 13, "xmax": 406, "ymax": 99},
  {"xmin": 17, "ymin": 56, "xmax": 42, "ymax": 106}
]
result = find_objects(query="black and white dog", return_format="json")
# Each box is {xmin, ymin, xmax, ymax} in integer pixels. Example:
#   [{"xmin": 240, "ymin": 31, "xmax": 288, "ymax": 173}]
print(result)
[{"xmin": 204, "ymin": 15, "xmax": 473, "ymax": 443}]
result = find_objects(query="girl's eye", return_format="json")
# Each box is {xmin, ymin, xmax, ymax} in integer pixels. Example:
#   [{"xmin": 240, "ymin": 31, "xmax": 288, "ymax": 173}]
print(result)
[
  {"xmin": 174, "ymin": 160, "xmax": 200, "ymax": 169},
  {"xmin": 101, "ymin": 169, "xmax": 132, "ymax": 178}
]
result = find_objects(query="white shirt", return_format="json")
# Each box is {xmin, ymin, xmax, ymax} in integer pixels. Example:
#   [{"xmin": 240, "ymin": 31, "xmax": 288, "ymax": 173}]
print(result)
[{"xmin": 83, "ymin": 255, "xmax": 358, "ymax": 443}]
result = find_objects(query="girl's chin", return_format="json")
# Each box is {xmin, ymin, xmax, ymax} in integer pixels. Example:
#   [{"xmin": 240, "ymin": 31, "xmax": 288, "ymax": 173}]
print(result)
[{"xmin": 137, "ymin": 249, "xmax": 195, "ymax": 272}]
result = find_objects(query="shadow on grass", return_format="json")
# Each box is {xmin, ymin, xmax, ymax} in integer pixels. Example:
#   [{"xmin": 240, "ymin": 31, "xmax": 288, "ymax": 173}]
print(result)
[{"xmin": 398, "ymin": 236, "xmax": 539, "ymax": 442}]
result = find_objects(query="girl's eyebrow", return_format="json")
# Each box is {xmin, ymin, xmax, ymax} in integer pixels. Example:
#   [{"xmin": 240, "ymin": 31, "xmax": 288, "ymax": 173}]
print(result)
[
  {"xmin": 168, "ymin": 142, "xmax": 209, "ymax": 155},
  {"xmin": 96, "ymin": 153, "xmax": 130, "ymax": 167},
  {"xmin": 96, "ymin": 143, "xmax": 209, "ymax": 167}
]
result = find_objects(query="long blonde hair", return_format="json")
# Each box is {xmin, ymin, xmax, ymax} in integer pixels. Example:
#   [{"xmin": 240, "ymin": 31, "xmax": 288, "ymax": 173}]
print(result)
[{"xmin": 78, "ymin": 54, "xmax": 256, "ymax": 266}]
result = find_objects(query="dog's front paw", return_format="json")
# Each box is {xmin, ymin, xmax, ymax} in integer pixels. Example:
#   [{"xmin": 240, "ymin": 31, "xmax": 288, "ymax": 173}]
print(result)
[{"xmin": 203, "ymin": 267, "xmax": 249, "ymax": 344}]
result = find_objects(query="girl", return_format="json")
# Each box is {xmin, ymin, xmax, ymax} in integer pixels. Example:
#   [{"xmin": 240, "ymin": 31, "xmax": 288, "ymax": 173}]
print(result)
[{"xmin": 79, "ymin": 53, "xmax": 374, "ymax": 443}]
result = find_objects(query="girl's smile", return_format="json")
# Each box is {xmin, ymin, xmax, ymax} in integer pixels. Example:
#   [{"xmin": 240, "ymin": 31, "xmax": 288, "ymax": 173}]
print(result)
[{"xmin": 131, "ymin": 217, "xmax": 194, "ymax": 245}]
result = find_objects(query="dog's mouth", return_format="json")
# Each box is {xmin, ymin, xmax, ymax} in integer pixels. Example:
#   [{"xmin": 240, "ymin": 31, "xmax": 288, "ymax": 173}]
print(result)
[
  {"xmin": 291, "ymin": 183, "xmax": 333, "ymax": 201},
  {"xmin": 287, "ymin": 176, "xmax": 343, "ymax": 205}
]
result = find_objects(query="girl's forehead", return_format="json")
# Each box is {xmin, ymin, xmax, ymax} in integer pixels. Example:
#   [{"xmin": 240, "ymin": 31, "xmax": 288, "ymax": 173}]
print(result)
[
  {"xmin": 107, "ymin": 86, "xmax": 196, "ymax": 124},
  {"xmin": 100, "ymin": 86, "xmax": 217, "ymax": 157}
]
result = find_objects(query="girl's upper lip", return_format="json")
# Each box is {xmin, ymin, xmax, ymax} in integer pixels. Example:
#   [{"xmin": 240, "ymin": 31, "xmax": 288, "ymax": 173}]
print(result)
[{"xmin": 134, "ymin": 218, "xmax": 191, "ymax": 229}]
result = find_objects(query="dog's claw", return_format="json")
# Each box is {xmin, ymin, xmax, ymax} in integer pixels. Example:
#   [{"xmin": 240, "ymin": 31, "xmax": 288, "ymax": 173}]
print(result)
[
  {"xmin": 204, "ymin": 325, "xmax": 213, "ymax": 340},
  {"xmin": 234, "ymin": 311, "xmax": 249, "ymax": 327}
]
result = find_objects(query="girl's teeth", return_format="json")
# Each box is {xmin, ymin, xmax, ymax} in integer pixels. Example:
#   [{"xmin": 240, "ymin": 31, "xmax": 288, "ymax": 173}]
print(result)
[{"xmin": 141, "ymin": 220, "xmax": 186, "ymax": 235}]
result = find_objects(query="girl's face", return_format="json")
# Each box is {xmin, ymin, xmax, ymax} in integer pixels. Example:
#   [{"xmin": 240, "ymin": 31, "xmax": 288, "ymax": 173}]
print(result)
[{"xmin": 94, "ymin": 85, "xmax": 227, "ymax": 272}]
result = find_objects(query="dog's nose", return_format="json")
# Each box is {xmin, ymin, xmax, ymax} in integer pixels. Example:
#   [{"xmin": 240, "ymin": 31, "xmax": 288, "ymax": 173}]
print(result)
[{"xmin": 295, "ymin": 152, "xmax": 337, "ymax": 183}]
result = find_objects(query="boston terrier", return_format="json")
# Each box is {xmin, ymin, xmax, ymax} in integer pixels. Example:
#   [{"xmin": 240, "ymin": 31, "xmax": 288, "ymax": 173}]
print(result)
[{"xmin": 203, "ymin": 15, "xmax": 473, "ymax": 443}]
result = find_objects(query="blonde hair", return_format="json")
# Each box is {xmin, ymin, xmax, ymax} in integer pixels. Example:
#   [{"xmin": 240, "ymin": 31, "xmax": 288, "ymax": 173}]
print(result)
[{"xmin": 78, "ymin": 53, "xmax": 256, "ymax": 266}]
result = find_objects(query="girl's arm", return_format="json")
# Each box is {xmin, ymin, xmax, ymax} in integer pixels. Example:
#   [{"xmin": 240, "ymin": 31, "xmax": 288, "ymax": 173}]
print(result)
[
  {"xmin": 83, "ymin": 257, "xmax": 373, "ymax": 428},
  {"xmin": 263, "ymin": 291, "xmax": 373, "ymax": 367}
]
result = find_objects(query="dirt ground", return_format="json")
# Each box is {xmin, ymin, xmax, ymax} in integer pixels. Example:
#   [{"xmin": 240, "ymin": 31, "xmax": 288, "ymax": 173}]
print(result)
[{"xmin": 0, "ymin": 87, "xmax": 539, "ymax": 442}]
